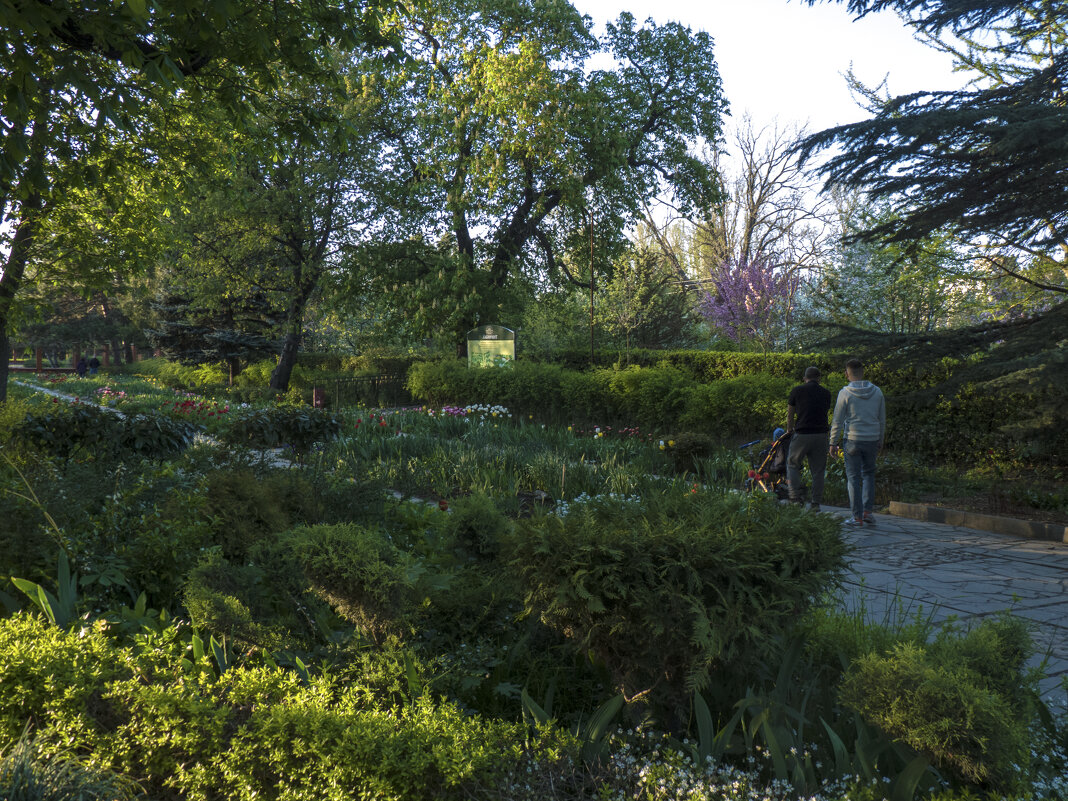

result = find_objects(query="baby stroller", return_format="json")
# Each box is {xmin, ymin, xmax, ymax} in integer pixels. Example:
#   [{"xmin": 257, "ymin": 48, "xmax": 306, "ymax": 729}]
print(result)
[{"xmin": 742, "ymin": 428, "xmax": 792, "ymax": 499}]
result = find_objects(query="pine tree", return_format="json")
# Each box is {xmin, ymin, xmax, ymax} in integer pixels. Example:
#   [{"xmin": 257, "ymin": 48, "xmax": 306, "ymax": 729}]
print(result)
[
  {"xmin": 148, "ymin": 293, "xmax": 282, "ymax": 386},
  {"xmin": 798, "ymin": 0, "xmax": 1068, "ymax": 282}
]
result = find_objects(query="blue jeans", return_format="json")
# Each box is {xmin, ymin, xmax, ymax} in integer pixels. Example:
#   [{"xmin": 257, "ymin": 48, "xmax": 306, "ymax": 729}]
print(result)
[{"xmin": 843, "ymin": 439, "xmax": 878, "ymax": 519}]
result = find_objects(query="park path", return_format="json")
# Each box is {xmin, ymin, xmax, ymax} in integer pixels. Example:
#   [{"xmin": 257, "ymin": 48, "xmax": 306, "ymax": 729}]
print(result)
[
  {"xmin": 13, "ymin": 380, "xmax": 1068, "ymax": 705},
  {"xmin": 822, "ymin": 505, "xmax": 1068, "ymax": 706}
]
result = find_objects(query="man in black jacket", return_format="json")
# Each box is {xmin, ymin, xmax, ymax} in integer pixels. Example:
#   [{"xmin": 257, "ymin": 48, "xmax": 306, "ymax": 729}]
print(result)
[{"xmin": 785, "ymin": 366, "xmax": 832, "ymax": 510}]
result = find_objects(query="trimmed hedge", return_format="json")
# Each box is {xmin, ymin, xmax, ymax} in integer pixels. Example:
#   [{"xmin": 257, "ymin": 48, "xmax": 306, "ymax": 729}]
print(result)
[
  {"xmin": 407, "ymin": 360, "xmax": 793, "ymax": 437},
  {"xmin": 528, "ymin": 347, "xmax": 832, "ymax": 381}
]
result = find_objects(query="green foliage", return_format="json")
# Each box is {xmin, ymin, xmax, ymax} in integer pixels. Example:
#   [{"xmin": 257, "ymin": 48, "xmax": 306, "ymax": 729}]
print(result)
[
  {"xmin": 663, "ymin": 431, "xmax": 718, "ymax": 474},
  {"xmin": 11, "ymin": 552, "xmax": 81, "ymax": 630},
  {"xmin": 408, "ymin": 358, "xmax": 823, "ymax": 439},
  {"xmin": 0, "ymin": 394, "xmax": 33, "ymax": 447},
  {"xmin": 279, "ymin": 524, "xmax": 425, "ymax": 644},
  {"xmin": 532, "ymin": 348, "xmax": 829, "ymax": 380},
  {"xmin": 219, "ymin": 407, "xmax": 342, "ymax": 454},
  {"xmin": 203, "ymin": 469, "xmax": 317, "ymax": 561},
  {"xmin": 12, "ymin": 404, "xmax": 194, "ymax": 462},
  {"xmin": 798, "ymin": 0, "xmax": 1068, "ymax": 264},
  {"xmin": 512, "ymin": 491, "xmax": 847, "ymax": 718},
  {"xmin": 117, "ymin": 413, "xmax": 197, "ymax": 460},
  {"xmin": 840, "ymin": 615, "xmax": 1037, "ymax": 791},
  {"xmin": 0, "ymin": 728, "xmax": 138, "ymax": 801},
  {"xmin": 889, "ymin": 377, "xmax": 1068, "ymax": 465},
  {"xmin": 130, "ymin": 357, "xmax": 229, "ymax": 390},
  {"xmin": 13, "ymin": 405, "xmax": 120, "ymax": 461},
  {"xmin": 183, "ymin": 553, "xmax": 292, "ymax": 652},
  {"xmin": 606, "ymin": 366, "xmax": 695, "ymax": 427},
  {"xmin": 0, "ymin": 613, "xmax": 521, "ymax": 801},
  {"xmin": 0, "ymin": 614, "xmax": 130, "ymax": 746},
  {"xmin": 679, "ymin": 374, "xmax": 794, "ymax": 437},
  {"xmin": 441, "ymin": 493, "xmax": 513, "ymax": 560}
]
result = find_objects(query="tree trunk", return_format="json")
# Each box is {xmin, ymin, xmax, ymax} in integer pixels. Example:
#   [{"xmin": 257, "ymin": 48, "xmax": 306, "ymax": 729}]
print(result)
[
  {"xmin": 98, "ymin": 293, "xmax": 125, "ymax": 366},
  {"xmin": 269, "ymin": 332, "xmax": 301, "ymax": 392},
  {"xmin": 269, "ymin": 290, "xmax": 310, "ymax": 392},
  {"xmin": 0, "ymin": 197, "xmax": 43, "ymax": 403}
]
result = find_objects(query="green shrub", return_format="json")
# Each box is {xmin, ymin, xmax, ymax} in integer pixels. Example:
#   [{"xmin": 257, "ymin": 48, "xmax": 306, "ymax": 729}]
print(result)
[
  {"xmin": 133, "ymin": 357, "xmax": 227, "ymax": 390},
  {"xmin": 679, "ymin": 374, "xmax": 794, "ymax": 438},
  {"xmin": 232, "ymin": 359, "xmax": 276, "ymax": 388},
  {"xmin": 511, "ymin": 490, "xmax": 846, "ymax": 722},
  {"xmin": 203, "ymin": 470, "xmax": 317, "ymax": 560},
  {"xmin": 183, "ymin": 552, "xmax": 300, "ymax": 651},
  {"xmin": 279, "ymin": 523, "xmax": 423, "ymax": 643},
  {"xmin": 13, "ymin": 405, "xmax": 121, "ymax": 461},
  {"xmin": 0, "ymin": 395, "xmax": 33, "ymax": 447},
  {"xmin": 442, "ymin": 493, "xmax": 513, "ymax": 560},
  {"xmin": 12, "ymin": 406, "xmax": 195, "ymax": 462},
  {"xmin": 219, "ymin": 407, "xmax": 342, "ymax": 454},
  {"xmin": 0, "ymin": 614, "xmax": 130, "ymax": 748},
  {"xmin": 117, "ymin": 413, "xmax": 196, "ymax": 460},
  {"xmin": 840, "ymin": 615, "xmax": 1036, "ymax": 791},
  {"xmin": 0, "ymin": 614, "xmax": 522, "ymax": 801},
  {"xmin": 187, "ymin": 677, "xmax": 521, "ymax": 801}
]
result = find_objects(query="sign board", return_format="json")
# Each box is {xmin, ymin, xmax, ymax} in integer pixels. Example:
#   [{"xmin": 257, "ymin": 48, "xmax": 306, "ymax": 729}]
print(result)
[{"xmin": 467, "ymin": 324, "xmax": 515, "ymax": 368}]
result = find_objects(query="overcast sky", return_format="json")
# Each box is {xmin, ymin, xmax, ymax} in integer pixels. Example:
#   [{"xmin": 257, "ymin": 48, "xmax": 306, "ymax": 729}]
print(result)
[{"xmin": 571, "ymin": 0, "xmax": 966, "ymax": 134}]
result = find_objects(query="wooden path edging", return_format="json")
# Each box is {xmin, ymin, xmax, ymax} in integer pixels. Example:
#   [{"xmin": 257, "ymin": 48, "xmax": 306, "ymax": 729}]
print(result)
[{"xmin": 889, "ymin": 501, "xmax": 1068, "ymax": 544}]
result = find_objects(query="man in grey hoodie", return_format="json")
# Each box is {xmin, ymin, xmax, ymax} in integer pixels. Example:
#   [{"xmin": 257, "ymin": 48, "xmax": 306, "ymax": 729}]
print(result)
[{"xmin": 828, "ymin": 358, "xmax": 885, "ymax": 526}]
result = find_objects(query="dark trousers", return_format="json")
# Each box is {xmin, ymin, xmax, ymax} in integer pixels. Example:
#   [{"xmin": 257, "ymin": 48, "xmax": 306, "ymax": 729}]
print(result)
[{"xmin": 787, "ymin": 432, "xmax": 829, "ymax": 503}]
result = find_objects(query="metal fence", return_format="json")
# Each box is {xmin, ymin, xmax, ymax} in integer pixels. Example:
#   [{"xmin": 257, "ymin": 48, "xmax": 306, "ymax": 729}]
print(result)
[{"xmin": 317, "ymin": 374, "xmax": 411, "ymax": 409}]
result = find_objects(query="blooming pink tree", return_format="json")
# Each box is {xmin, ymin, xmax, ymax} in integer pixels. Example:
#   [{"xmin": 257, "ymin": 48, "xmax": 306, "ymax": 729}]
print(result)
[{"xmin": 698, "ymin": 258, "xmax": 799, "ymax": 352}]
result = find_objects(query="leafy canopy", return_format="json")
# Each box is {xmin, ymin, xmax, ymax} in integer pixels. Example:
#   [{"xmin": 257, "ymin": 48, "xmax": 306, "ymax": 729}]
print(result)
[{"xmin": 798, "ymin": 0, "xmax": 1068, "ymax": 269}]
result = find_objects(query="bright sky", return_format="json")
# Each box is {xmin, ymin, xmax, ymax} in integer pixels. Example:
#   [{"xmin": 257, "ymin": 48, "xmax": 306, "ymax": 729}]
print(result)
[{"xmin": 571, "ymin": 0, "xmax": 965, "ymax": 133}]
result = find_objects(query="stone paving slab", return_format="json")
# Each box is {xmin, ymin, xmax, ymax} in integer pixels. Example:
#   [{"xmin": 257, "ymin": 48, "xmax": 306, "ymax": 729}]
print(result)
[{"xmin": 825, "ymin": 505, "xmax": 1068, "ymax": 708}]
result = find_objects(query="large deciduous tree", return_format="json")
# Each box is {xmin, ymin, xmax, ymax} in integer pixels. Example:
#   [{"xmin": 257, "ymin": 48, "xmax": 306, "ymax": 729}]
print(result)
[
  {"xmin": 349, "ymin": 0, "xmax": 728, "ymax": 336},
  {"xmin": 802, "ymin": 196, "xmax": 971, "ymax": 335},
  {"xmin": 643, "ymin": 119, "xmax": 834, "ymax": 282},
  {"xmin": 0, "ymin": 0, "xmax": 382, "ymax": 401}
]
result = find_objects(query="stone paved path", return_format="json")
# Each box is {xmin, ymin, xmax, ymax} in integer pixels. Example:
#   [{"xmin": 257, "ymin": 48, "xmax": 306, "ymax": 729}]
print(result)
[{"xmin": 824, "ymin": 506, "xmax": 1068, "ymax": 708}]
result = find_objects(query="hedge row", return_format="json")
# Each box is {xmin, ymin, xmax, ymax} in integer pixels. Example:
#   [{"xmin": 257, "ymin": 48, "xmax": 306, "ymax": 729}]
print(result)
[
  {"xmin": 525, "ymin": 347, "xmax": 834, "ymax": 380},
  {"xmin": 407, "ymin": 359, "xmax": 804, "ymax": 438},
  {"xmin": 406, "ymin": 359, "xmax": 1066, "ymax": 463}
]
